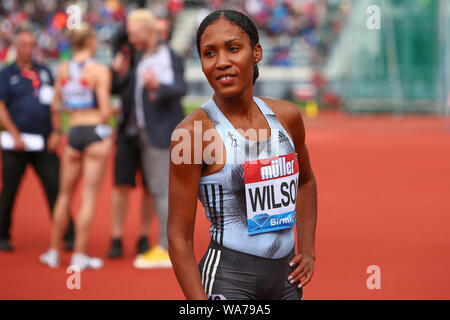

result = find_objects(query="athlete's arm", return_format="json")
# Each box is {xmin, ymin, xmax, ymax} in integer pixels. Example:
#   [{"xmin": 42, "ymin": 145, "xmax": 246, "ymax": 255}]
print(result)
[
  {"xmin": 168, "ymin": 112, "xmax": 208, "ymax": 300},
  {"xmin": 265, "ymin": 98, "xmax": 317, "ymax": 288},
  {"xmin": 47, "ymin": 63, "xmax": 64, "ymax": 152},
  {"xmin": 289, "ymin": 103, "xmax": 317, "ymax": 288},
  {"xmin": 94, "ymin": 64, "xmax": 114, "ymax": 122}
]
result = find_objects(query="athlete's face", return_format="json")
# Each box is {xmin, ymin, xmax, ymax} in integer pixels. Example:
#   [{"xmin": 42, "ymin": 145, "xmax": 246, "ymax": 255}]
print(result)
[{"xmin": 199, "ymin": 18, "xmax": 262, "ymax": 98}]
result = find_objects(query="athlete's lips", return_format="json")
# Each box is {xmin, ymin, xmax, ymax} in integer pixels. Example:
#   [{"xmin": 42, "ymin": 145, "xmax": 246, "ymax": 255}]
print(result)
[{"xmin": 216, "ymin": 73, "xmax": 237, "ymax": 84}]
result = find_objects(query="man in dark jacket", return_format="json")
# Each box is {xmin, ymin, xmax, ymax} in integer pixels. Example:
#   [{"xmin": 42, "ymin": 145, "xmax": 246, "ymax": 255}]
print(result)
[
  {"xmin": 0, "ymin": 28, "xmax": 74, "ymax": 251},
  {"xmin": 114, "ymin": 10, "xmax": 186, "ymax": 267},
  {"xmin": 108, "ymin": 26, "xmax": 154, "ymax": 258}
]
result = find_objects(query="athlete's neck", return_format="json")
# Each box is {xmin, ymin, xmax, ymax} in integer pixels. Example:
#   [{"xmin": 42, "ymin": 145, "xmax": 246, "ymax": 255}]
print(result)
[
  {"xmin": 73, "ymin": 49, "xmax": 92, "ymax": 62},
  {"xmin": 213, "ymin": 89, "xmax": 256, "ymax": 121}
]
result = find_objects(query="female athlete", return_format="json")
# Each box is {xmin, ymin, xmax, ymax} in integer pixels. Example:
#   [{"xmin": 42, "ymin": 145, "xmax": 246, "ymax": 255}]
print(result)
[
  {"xmin": 168, "ymin": 10, "xmax": 318, "ymax": 299},
  {"xmin": 40, "ymin": 24, "xmax": 113, "ymax": 270}
]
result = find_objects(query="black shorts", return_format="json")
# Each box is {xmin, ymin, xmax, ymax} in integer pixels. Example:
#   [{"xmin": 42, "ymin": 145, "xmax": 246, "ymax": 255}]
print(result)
[
  {"xmin": 198, "ymin": 241, "xmax": 303, "ymax": 300},
  {"xmin": 68, "ymin": 124, "xmax": 112, "ymax": 151},
  {"xmin": 113, "ymin": 133, "xmax": 146, "ymax": 187}
]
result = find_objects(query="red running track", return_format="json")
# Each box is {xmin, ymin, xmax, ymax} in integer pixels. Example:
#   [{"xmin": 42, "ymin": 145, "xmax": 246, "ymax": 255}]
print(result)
[{"xmin": 0, "ymin": 111, "xmax": 450, "ymax": 299}]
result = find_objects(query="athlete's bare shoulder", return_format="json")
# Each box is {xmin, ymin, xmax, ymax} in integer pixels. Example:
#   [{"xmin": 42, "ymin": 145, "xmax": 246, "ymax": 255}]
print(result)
[
  {"xmin": 87, "ymin": 61, "xmax": 109, "ymax": 75},
  {"xmin": 171, "ymin": 104, "xmax": 220, "ymax": 165},
  {"xmin": 57, "ymin": 60, "xmax": 69, "ymax": 79},
  {"xmin": 174, "ymin": 103, "xmax": 214, "ymax": 133},
  {"xmin": 258, "ymin": 97, "xmax": 305, "ymax": 141},
  {"xmin": 259, "ymin": 97, "xmax": 302, "ymax": 120},
  {"xmin": 84, "ymin": 62, "xmax": 110, "ymax": 87}
]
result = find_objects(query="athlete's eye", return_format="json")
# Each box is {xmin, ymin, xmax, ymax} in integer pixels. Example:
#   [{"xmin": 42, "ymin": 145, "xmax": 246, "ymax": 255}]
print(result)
[
  {"xmin": 203, "ymin": 50, "xmax": 215, "ymax": 57},
  {"xmin": 229, "ymin": 46, "xmax": 239, "ymax": 52}
]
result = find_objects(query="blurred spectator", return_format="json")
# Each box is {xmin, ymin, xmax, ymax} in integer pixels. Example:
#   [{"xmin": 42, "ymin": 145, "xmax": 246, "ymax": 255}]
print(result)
[
  {"xmin": 0, "ymin": 28, "xmax": 75, "ymax": 251},
  {"xmin": 106, "ymin": 2, "xmax": 184, "ymax": 261},
  {"xmin": 108, "ymin": 25, "xmax": 153, "ymax": 259},
  {"xmin": 40, "ymin": 23, "xmax": 113, "ymax": 270},
  {"xmin": 125, "ymin": 9, "xmax": 186, "ymax": 269}
]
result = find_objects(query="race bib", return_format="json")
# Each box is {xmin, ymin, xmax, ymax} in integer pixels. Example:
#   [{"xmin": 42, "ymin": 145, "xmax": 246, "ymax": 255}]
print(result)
[
  {"xmin": 62, "ymin": 80, "xmax": 95, "ymax": 109},
  {"xmin": 243, "ymin": 152, "xmax": 299, "ymax": 235},
  {"xmin": 94, "ymin": 124, "xmax": 112, "ymax": 139}
]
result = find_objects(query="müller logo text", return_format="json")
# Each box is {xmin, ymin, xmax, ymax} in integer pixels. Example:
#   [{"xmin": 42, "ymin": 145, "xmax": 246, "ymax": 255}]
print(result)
[{"xmin": 260, "ymin": 156, "xmax": 295, "ymax": 180}]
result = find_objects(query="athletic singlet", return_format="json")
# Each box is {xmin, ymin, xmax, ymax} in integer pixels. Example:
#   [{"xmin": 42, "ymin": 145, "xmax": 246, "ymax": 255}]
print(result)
[
  {"xmin": 198, "ymin": 97, "xmax": 299, "ymax": 259},
  {"xmin": 61, "ymin": 60, "xmax": 97, "ymax": 110}
]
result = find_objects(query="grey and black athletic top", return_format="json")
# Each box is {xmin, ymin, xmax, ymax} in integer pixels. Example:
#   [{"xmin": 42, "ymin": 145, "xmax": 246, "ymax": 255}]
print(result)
[{"xmin": 198, "ymin": 97, "xmax": 300, "ymax": 259}]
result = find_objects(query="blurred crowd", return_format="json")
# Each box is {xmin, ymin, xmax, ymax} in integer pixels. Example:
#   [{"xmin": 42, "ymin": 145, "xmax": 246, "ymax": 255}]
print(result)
[
  {"xmin": 0, "ymin": 0, "xmax": 184, "ymax": 66},
  {"xmin": 1, "ymin": 0, "xmax": 351, "ymax": 68},
  {"xmin": 0, "ymin": 0, "xmax": 123, "ymax": 65},
  {"xmin": 194, "ymin": 0, "xmax": 351, "ymax": 66}
]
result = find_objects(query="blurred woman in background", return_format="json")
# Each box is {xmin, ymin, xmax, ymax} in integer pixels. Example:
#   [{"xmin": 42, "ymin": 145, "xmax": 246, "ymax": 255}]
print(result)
[{"xmin": 40, "ymin": 23, "xmax": 113, "ymax": 270}]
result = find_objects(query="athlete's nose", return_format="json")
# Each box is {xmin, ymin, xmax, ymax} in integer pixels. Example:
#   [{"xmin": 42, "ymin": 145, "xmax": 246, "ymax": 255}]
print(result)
[{"xmin": 215, "ymin": 51, "xmax": 232, "ymax": 70}]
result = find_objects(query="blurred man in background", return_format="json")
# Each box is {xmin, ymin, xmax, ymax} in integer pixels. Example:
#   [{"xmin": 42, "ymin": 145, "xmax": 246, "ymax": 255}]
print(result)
[
  {"xmin": 125, "ymin": 9, "xmax": 186, "ymax": 269},
  {"xmin": 155, "ymin": 16, "xmax": 172, "ymax": 44},
  {"xmin": 0, "ymin": 28, "xmax": 74, "ymax": 251},
  {"xmin": 108, "ymin": 24, "xmax": 154, "ymax": 259}
]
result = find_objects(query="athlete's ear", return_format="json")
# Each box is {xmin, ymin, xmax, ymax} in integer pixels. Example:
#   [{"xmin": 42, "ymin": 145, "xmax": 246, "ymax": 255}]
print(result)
[{"xmin": 253, "ymin": 43, "xmax": 262, "ymax": 64}]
